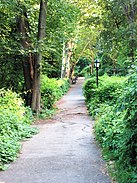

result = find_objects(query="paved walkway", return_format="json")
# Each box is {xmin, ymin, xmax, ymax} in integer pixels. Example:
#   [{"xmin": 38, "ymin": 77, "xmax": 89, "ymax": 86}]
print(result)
[{"xmin": 0, "ymin": 78, "xmax": 111, "ymax": 183}]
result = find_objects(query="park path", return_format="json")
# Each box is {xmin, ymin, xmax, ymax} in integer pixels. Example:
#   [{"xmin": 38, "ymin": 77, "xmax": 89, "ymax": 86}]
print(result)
[{"xmin": 0, "ymin": 77, "xmax": 111, "ymax": 183}]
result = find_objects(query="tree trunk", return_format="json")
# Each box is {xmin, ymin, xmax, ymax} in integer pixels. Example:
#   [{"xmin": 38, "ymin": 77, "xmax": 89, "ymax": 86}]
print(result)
[
  {"xmin": 130, "ymin": 1, "xmax": 135, "ymax": 62},
  {"xmin": 69, "ymin": 64, "xmax": 75, "ymax": 79},
  {"xmin": 22, "ymin": 55, "xmax": 33, "ymax": 106},
  {"xmin": 61, "ymin": 42, "xmax": 66, "ymax": 78},
  {"xmin": 31, "ymin": 0, "xmax": 47, "ymax": 114},
  {"xmin": 16, "ymin": 8, "xmax": 33, "ymax": 106},
  {"xmin": 123, "ymin": 1, "xmax": 136, "ymax": 62}
]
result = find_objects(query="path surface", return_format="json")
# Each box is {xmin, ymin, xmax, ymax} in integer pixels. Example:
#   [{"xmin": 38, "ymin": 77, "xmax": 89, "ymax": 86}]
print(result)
[{"xmin": 0, "ymin": 78, "xmax": 111, "ymax": 183}]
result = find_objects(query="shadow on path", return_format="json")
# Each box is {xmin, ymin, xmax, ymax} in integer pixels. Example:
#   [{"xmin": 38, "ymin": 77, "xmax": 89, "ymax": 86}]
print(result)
[{"xmin": 0, "ymin": 77, "xmax": 111, "ymax": 183}]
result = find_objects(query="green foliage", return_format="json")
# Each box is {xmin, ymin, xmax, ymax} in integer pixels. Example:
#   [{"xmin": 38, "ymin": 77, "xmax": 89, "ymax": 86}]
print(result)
[
  {"xmin": 96, "ymin": 0, "xmax": 137, "ymax": 74},
  {"xmin": 83, "ymin": 72, "xmax": 137, "ymax": 182},
  {"xmin": 41, "ymin": 75, "xmax": 70, "ymax": 111},
  {"xmin": 41, "ymin": 0, "xmax": 80, "ymax": 78},
  {"xmin": 0, "ymin": 89, "xmax": 37, "ymax": 170},
  {"xmin": 83, "ymin": 74, "xmax": 125, "ymax": 116},
  {"xmin": 76, "ymin": 57, "xmax": 91, "ymax": 75},
  {"xmin": 72, "ymin": 0, "xmax": 137, "ymax": 76},
  {"xmin": 79, "ymin": 66, "xmax": 93, "ymax": 78}
]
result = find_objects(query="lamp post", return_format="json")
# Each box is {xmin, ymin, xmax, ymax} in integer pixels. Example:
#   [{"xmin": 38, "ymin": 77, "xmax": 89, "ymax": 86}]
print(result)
[{"xmin": 94, "ymin": 59, "xmax": 100, "ymax": 87}]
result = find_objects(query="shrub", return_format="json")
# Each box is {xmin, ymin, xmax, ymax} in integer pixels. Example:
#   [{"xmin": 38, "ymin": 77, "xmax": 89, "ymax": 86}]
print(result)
[
  {"xmin": 41, "ymin": 75, "xmax": 70, "ymax": 110},
  {"xmin": 0, "ymin": 89, "xmax": 37, "ymax": 170},
  {"xmin": 79, "ymin": 66, "xmax": 93, "ymax": 78},
  {"xmin": 83, "ymin": 74, "xmax": 126, "ymax": 116},
  {"xmin": 83, "ymin": 72, "xmax": 137, "ymax": 182},
  {"xmin": 57, "ymin": 78, "xmax": 70, "ymax": 95}
]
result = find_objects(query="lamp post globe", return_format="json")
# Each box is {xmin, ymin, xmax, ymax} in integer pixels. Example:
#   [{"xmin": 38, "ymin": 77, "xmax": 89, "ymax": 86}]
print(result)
[{"xmin": 94, "ymin": 59, "xmax": 100, "ymax": 68}]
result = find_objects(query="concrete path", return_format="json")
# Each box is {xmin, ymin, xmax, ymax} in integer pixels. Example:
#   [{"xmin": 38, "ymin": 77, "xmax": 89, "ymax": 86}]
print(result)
[{"xmin": 0, "ymin": 78, "xmax": 111, "ymax": 183}]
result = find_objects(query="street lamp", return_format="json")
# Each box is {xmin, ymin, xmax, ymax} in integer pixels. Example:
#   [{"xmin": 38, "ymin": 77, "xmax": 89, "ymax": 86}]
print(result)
[{"xmin": 94, "ymin": 59, "xmax": 100, "ymax": 87}]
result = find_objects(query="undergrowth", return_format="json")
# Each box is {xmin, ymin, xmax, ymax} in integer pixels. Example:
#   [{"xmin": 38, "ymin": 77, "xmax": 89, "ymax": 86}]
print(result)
[
  {"xmin": 40, "ymin": 76, "xmax": 70, "ymax": 117},
  {"xmin": 0, "ymin": 89, "xmax": 37, "ymax": 170},
  {"xmin": 83, "ymin": 71, "xmax": 137, "ymax": 183}
]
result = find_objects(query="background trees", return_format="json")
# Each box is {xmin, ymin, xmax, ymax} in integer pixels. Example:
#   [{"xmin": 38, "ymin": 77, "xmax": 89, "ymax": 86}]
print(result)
[
  {"xmin": 92, "ymin": 0, "xmax": 137, "ymax": 75},
  {"xmin": 70, "ymin": 0, "xmax": 137, "ymax": 76}
]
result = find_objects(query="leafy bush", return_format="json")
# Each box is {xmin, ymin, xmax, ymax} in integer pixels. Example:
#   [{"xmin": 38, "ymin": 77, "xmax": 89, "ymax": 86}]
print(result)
[
  {"xmin": 0, "ymin": 89, "xmax": 37, "ymax": 170},
  {"xmin": 83, "ymin": 72, "xmax": 137, "ymax": 182},
  {"xmin": 79, "ymin": 66, "xmax": 94, "ymax": 78},
  {"xmin": 57, "ymin": 78, "xmax": 70, "ymax": 95},
  {"xmin": 83, "ymin": 74, "xmax": 126, "ymax": 116},
  {"xmin": 41, "ymin": 75, "xmax": 70, "ymax": 110}
]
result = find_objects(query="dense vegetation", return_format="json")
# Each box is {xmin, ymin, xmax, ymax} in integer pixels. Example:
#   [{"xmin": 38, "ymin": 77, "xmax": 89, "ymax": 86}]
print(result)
[
  {"xmin": 0, "ymin": 89, "xmax": 37, "ymax": 170},
  {"xmin": 83, "ymin": 68, "xmax": 137, "ymax": 183},
  {"xmin": 41, "ymin": 76, "xmax": 70, "ymax": 114}
]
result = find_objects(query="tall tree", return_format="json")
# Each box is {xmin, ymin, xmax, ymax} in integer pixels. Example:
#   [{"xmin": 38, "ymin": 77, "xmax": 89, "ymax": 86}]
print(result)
[{"xmin": 31, "ymin": 0, "xmax": 47, "ymax": 114}]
